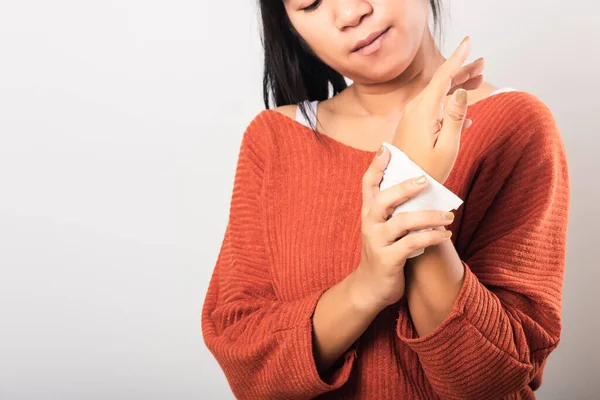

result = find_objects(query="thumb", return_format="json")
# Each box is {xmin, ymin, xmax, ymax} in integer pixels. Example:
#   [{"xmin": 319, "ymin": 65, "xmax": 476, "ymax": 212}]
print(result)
[
  {"xmin": 361, "ymin": 144, "xmax": 391, "ymax": 208},
  {"xmin": 436, "ymin": 88, "xmax": 468, "ymax": 151}
]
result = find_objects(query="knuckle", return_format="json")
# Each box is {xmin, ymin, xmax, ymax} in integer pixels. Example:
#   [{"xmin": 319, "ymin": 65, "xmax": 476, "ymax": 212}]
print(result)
[
  {"xmin": 381, "ymin": 182, "xmax": 419, "ymax": 216},
  {"xmin": 407, "ymin": 231, "xmax": 426, "ymax": 250},
  {"xmin": 431, "ymin": 210, "xmax": 444, "ymax": 225},
  {"xmin": 446, "ymin": 106, "xmax": 466, "ymax": 121},
  {"xmin": 373, "ymin": 192, "xmax": 385, "ymax": 210},
  {"xmin": 402, "ymin": 180, "xmax": 421, "ymax": 196},
  {"xmin": 422, "ymin": 210, "xmax": 443, "ymax": 226},
  {"xmin": 405, "ymin": 212, "xmax": 423, "ymax": 231},
  {"xmin": 389, "ymin": 210, "xmax": 406, "ymax": 227},
  {"xmin": 429, "ymin": 230, "xmax": 443, "ymax": 244},
  {"xmin": 373, "ymin": 198, "xmax": 391, "ymax": 220},
  {"xmin": 402, "ymin": 235, "xmax": 419, "ymax": 252},
  {"xmin": 389, "ymin": 215, "xmax": 407, "ymax": 237},
  {"xmin": 380, "ymin": 189, "xmax": 394, "ymax": 208}
]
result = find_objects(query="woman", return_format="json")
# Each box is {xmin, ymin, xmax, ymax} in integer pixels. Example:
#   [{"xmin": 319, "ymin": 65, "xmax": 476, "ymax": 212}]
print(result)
[{"xmin": 202, "ymin": 0, "xmax": 570, "ymax": 398}]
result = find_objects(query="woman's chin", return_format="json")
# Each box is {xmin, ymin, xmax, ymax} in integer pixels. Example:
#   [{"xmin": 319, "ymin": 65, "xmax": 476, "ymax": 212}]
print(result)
[{"xmin": 347, "ymin": 60, "xmax": 411, "ymax": 86}]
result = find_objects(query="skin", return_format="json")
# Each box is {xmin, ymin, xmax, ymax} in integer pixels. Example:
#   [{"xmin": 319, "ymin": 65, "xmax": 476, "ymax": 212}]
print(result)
[
  {"xmin": 278, "ymin": 0, "xmax": 497, "ymax": 151},
  {"xmin": 273, "ymin": 0, "xmax": 496, "ymax": 377}
]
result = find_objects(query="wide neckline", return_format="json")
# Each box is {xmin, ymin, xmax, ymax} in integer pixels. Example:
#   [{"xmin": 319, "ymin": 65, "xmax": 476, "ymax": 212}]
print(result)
[{"xmin": 265, "ymin": 90, "xmax": 521, "ymax": 156}]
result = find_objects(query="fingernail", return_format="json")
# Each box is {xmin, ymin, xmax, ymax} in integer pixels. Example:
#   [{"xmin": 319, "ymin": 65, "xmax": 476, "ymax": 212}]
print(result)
[
  {"xmin": 414, "ymin": 175, "xmax": 427, "ymax": 185},
  {"xmin": 442, "ymin": 230, "xmax": 452, "ymax": 239},
  {"xmin": 376, "ymin": 145, "xmax": 385, "ymax": 157},
  {"xmin": 460, "ymin": 36, "xmax": 470, "ymax": 47},
  {"xmin": 454, "ymin": 89, "xmax": 467, "ymax": 106},
  {"xmin": 443, "ymin": 212, "xmax": 455, "ymax": 220},
  {"xmin": 464, "ymin": 118, "xmax": 473, "ymax": 129}
]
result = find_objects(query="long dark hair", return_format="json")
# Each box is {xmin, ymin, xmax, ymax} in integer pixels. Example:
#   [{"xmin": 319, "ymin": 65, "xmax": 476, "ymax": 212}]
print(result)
[{"xmin": 258, "ymin": 0, "xmax": 444, "ymax": 136}]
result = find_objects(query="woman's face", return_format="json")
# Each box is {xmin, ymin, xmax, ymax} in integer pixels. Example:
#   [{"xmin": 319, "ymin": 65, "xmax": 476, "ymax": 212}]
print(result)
[{"xmin": 284, "ymin": 0, "xmax": 430, "ymax": 84}]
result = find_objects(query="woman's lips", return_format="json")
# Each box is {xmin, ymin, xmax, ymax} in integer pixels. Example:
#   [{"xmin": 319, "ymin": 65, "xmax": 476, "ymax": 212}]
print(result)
[{"xmin": 352, "ymin": 27, "xmax": 391, "ymax": 56}]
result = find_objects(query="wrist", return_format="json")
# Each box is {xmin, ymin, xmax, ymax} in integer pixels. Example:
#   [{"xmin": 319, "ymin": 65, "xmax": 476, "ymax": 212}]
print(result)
[{"xmin": 346, "ymin": 268, "xmax": 386, "ymax": 317}]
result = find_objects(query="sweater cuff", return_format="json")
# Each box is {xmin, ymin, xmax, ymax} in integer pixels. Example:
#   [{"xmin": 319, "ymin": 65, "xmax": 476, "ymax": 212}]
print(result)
[
  {"xmin": 396, "ymin": 261, "xmax": 532, "ymax": 396},
  {"xmin": 396, "ymin": 260, "xmax": 473, "ymax": 347},
  {"xmin": 289, "ymin": 289, "xmax": 357, "ymax": 394}
]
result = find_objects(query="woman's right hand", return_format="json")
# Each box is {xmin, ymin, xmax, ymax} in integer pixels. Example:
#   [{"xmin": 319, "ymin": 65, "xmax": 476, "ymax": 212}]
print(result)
[
  {"xmin": 350, "ymin": 146, "xmax": 455, "ymax": 312},
  {"xmin": 392, "ymin": 36, "xmax": 484, "ymax": 184}
]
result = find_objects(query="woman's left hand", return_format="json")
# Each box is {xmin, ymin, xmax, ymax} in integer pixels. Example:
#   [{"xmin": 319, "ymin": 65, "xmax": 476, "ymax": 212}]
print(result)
[{"xmin": 391, "ymin": 37, "xmax": 485, "ymax": 184}]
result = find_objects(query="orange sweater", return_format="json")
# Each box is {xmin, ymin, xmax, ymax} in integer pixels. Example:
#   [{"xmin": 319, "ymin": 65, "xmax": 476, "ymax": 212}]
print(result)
[{"xmin": 201, "ymin": 91, "xmax": 570, "ymax": 399}]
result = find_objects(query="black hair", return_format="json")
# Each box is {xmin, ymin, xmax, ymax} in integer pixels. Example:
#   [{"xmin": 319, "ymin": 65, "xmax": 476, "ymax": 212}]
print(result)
[{"xmin": 258, "ymin": 0, "xmax": 444, "ymax": 138}]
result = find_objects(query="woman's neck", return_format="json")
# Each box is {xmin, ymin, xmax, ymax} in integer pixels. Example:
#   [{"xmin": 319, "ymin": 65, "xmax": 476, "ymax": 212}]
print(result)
[{"xmin": 342, "ymin": 29, "xmax": 446, "ymax": 118}]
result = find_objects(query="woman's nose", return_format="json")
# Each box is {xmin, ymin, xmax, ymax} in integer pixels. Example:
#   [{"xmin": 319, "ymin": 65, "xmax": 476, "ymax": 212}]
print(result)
[{"xmin": 334, "ymin": 0, "xmax": 373, "ymax": 31}]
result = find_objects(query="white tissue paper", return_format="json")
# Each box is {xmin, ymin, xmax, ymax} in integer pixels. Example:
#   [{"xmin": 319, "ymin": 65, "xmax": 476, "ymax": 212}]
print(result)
[{"xmin": 379, "ymin": 142, "xmax": 464, "ymax": 258}]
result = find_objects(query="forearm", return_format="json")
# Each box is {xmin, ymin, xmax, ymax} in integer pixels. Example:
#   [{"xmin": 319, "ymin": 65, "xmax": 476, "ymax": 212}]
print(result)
[
  {"xmin": 312, "ymin": 270, "xmax": 383, "ymax": 375},
  {"xmin": 405, "ymin": 237, "xmax": 465, "ymax": 337}
]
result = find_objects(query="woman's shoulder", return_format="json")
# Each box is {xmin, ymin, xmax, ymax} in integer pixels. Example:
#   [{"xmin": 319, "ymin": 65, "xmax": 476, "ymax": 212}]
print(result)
[
  {"xmin": 497, "ymin": 90, "xmax": 555, "ymax": 120},
  {"xmin": 242, "ymin": 105, "xmax": 304, "ymax": 136},
  {"xmin": 473, "ymin": 90, "xmax": 566, "ymax": 178},
  {"xmin": 270, "ymin": 104, "xmax": 297, "ymax": 120},
  {"xmin": 239, "ymin": 107, "xmax": 287, "ymax": 141},
  {"xmin": 235, "ymin": 105, "xmax": 314, "ymax": 163},
  {"xmin": 477, "ymin": 90, "xmax": 561, "ymax": 151}
]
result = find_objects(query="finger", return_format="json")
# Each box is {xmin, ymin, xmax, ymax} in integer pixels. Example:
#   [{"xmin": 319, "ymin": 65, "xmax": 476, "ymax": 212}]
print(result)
[
  {"xmin": 361, "ymin": 145, "xmax": 391, "ymax": 214},
  {"xmin": 387, "ymin": 227, "xmax": 452, "ymax": 258},
  {"xmin": 382, "ymin": 210, "xmax": 454, "ymax": 244},
  {"xmin": 436, "ymin": 88, "xmax": 468, "ymax": 152},
  {"xmin": 422, "ymin": 36, "xmax": 472, "ymax": 111},
  {"xmin": 447, "ymin": 57, "xmax": 485, "ymax": 93},
  {"xmin": 368, "ymin": 176, "xmax": 428, "ymax": 223},
  {"xmin": 447, "ymin": 74, "xmax": 485, "ymax": 97}
]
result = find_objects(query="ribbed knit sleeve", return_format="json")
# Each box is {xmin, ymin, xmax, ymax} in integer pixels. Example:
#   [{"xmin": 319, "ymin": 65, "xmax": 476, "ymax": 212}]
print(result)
[
  {"xmin": 395, "ymin": 97, "xmax": 570, "ymax": 399},
  {"xmin": 201, "ymin": 114, "xmax": 356, "ymax": 400}
]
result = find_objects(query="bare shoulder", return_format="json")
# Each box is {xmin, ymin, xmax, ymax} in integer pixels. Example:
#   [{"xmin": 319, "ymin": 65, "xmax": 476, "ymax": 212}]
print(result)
[
  {"xmin": 271, "ymin": 104, "xmax": 297, "ymax": 120},
  {"xmin": 468, "ymin": 81, "xmax": 499, "ymax": 105}
]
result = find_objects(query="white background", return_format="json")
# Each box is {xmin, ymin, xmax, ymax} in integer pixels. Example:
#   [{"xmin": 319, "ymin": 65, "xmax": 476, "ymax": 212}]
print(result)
[{"xmin": 0, "ymin": 0, "xmax": 597, "ymax": 398}]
